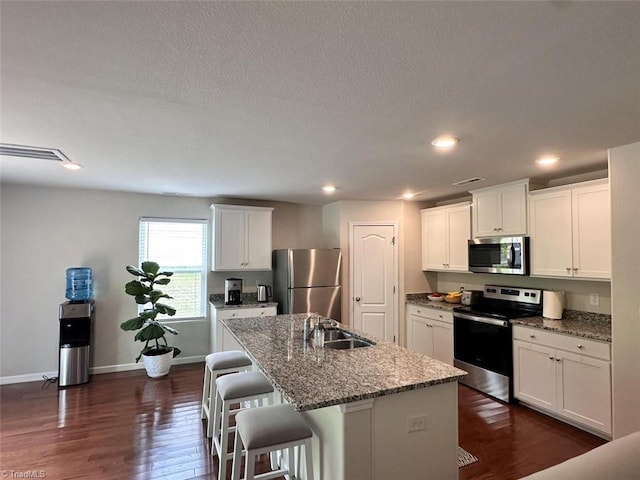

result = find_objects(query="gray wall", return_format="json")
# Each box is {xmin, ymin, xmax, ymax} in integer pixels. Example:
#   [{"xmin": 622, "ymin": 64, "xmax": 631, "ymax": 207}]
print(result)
[
  {"xmin": 0, "ymin": 184, "xmax": 322, "ymax": 381},
  {"xmin": 609, "ymin": 141, "xmax": 640, "ymax": 438}
]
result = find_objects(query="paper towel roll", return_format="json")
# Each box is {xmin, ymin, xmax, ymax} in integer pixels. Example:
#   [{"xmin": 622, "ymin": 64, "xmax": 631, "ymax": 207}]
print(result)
[{"xmin": 543, "ymin": 290, "xmax": 564, "ymax": 319}]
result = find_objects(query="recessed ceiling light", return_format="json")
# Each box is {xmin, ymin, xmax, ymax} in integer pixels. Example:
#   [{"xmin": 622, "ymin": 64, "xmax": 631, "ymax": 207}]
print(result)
[
  {"xmin": 60, "ymin": 162, "xmax": 84, "ymax": 170},
  {"xmin": 322, "ymin": 185, "xmax": 336, "ymax": 193},
  {"xmin": 431, "ymin": 135, "xmax": 459, "ymax": 148},
  {"xmin": 536, "ymin": 155, "xmax": 559, "ymax": 166},
  {"xmin": 402, "ymin": 192, "xmax": 415, "ymax": 199}
]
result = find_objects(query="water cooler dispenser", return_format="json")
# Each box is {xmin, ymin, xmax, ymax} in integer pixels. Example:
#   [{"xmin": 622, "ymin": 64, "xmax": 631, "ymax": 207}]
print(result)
[
  {"xmin": 59, "ymin": 301, "xmax": 94, "ymax": 387},
  {"xmin": 59, "ymin": 267, "xmax": 94, "ymax": 387}
]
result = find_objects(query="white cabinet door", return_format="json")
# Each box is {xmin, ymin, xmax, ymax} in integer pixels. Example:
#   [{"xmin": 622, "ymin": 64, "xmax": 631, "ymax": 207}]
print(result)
[
  {"xmin": 571, "ymin": 182, "xmax": 611, "ymax": 279},
  {"xmin": 409, "ymin": 315, "xmax": 433, "ymax": 357},
  {"xmin": 211, "ymin": 205, "xmax": 273, "ymax": 271},
  {"xmin": 500, "ymin": 182, "xmax": 528, "ymax": 235},
  {"xmin": 447, "ymin": 206, "xmax": 471, "ymax": 272},
  {"xmin": 421, "ymin": 209, "xmax": 448, "ymax": 270},
  {"xmin": 529, "ymin": 179, "xmax": 610, "ymax": 280},
  {"xmin": 432, "ymin": 319, "xmax": 453, "ymax": 366},
  {"xmin": 556, "ymin": 350, "xmax": 612, "ymax": 434},
  {"xmin": 529, "ymin": 189, "xmax": 573, "ymax": 277},
  {"xmin": 213, "ymin": 207, "xmax": 246, "ymax": 271},
  {"xmin": 245, "ymin": 209, "xmax": 273, "ymax": 270},
  {"xmin": 421, "ymin": 202, "xmax": 470, "ymax": 272},
  {"xmin": 513, "ymin": 339, "xmax": 557, "ymax": 411},
  {"xmin": 472, "ymin": 181, "xmax": 528, "ymax": 237},
  {"xmin": 474, "ymin": 189, "xmax": 502, "ymax": 237}
]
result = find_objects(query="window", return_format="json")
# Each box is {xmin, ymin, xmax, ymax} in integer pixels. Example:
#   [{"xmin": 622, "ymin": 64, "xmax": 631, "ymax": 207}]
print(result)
[{"xmin": 139, "ymin": 218, "xmax": 208, "ymax": 320}]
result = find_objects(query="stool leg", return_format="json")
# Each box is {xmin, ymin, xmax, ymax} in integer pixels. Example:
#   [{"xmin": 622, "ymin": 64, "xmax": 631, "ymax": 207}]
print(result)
[
  {"xmin": 206, "ymin": 371, "xmax": 217, "ymax": 438},
  {"xmin": 201, "ymin": 364, "xmax": 210, "ymax": 420},
  {"xmin": 304, "ymin": 438, "xmax": 314, "ymax": 480},
  {"xmin": 245, "ymin": 449, "xmax": 256, "ymax": 480},
  {"xmin": 217, "ymin": 400, "xmax": 231, "ymax": 480},
  {"xmin": 287, "ymin": 446, "xmax": 295, "ymax": 478},
  {"xmin": 211, "ymin": 392, "xmax": 221, "ymax": 456},
  {"xmin": 231, "ymin": 428, "xmax": 243, "ymax": 480}
]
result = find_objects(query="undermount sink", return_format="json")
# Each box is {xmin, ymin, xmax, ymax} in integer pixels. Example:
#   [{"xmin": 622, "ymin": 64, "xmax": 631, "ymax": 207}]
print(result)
[
  {"xmin": 322, "ymin": 328, "xmax": 352, "ymax": 342},
  {"xmin": 323, "ymin": 337, "xmax": 375, "ymax": 350}
]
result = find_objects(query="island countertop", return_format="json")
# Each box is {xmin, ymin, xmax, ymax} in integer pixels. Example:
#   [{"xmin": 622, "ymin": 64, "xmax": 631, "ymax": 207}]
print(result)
[{"xmin": 222, "ymin": 313, "xmax": 466, "ymax": 412}]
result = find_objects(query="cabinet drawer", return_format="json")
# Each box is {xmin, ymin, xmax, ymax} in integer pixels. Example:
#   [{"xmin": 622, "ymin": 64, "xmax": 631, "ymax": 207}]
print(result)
[
  {"xmin": 406, "ymin": 304, "xmax": 453, "ymax": 324},
  {"xmin": 218, "ymin": 306, "xmax": 277, "ymax": 320},
  {"xmin": 513, "ymin": 325, "xmax": 610, "ymax": 361}
]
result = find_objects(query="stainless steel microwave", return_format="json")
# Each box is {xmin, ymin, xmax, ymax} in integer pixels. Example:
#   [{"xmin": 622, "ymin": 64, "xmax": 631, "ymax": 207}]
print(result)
[{"xmin": 468, "ymin": 236, "xmax": 529, "ymax": 275}]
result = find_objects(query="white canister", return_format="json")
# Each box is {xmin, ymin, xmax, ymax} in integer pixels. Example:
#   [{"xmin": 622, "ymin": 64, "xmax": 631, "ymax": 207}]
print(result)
[{"xmin": 542, "ymin": 290, "xmax": 565, "ymax": 319}]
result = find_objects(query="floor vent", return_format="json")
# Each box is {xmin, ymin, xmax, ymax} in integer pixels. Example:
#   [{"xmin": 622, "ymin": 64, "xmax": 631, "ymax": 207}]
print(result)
[
  {"xmin": 452, "ymin": 177, "xmax": 486, "ymax": 187},
  {"xmin": 0, "ymin": 143, "xmax": 71, "ymax": 162}
]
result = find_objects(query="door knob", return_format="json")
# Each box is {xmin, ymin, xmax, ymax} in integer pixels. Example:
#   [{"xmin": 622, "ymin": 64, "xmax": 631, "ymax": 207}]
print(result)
[{"xmin": 355, "ymin": 297, "xmax": 361, "ymax": 301}]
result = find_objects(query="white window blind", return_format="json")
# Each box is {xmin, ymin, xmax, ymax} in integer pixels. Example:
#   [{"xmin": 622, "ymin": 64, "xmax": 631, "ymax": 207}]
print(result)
[{"xmin": 139, "ymin": 218, "xmax": 208, "ymax": 320}]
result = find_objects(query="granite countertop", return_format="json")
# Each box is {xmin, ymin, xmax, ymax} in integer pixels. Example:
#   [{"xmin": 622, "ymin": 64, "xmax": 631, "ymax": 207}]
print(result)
[
  {"xmin": 209, "ymin": 293, "xmax": 278, "ymax": 310},
  {"xmin": 222, "ymin": 313, "xmax": 466, "ymax": 412},
  {"xmin": 512, "ymin": 310, "xmax": 611, "ymax": 343},
  {"xmin": 407, "ymin": 293, "xmax": 611, "ymax": 343},
  {"xmin": 405, "ymin": 293, "xmax": 460, "ymax": 311}
]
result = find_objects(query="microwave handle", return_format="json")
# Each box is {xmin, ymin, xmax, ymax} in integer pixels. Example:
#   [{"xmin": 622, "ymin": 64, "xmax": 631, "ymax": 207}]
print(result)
[{"xmin": 507, "ymin": 244, "xmax": 515, "ymax": 267}]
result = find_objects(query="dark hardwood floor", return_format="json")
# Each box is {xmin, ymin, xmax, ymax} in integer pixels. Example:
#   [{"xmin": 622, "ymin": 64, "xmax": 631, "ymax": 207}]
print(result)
[{"xmin": 1, "ymin": 363, "xmax": 605, "ymax": 479}]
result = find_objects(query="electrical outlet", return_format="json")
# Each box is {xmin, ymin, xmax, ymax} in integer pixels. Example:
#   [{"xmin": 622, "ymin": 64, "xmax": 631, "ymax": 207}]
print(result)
[
  {"xmin": 589, "ymin": 293, "xmax": 600, "ymax": 306},
  {"xmin": 407, "ymin": 415, "xmax": 426, "ymax": 433}
]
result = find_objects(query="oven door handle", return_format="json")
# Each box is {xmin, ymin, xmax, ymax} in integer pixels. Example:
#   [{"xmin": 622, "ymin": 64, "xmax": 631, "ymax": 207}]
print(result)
[{"xmin": 454, "ymin": 312, "xmax": 509, "ymax": 327}]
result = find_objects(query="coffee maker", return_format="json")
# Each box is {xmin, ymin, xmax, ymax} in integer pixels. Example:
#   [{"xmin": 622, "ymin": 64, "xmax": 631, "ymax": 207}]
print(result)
[{"xmin": 224, "ymin": 278, "xmax": 243, "ymax": 305}]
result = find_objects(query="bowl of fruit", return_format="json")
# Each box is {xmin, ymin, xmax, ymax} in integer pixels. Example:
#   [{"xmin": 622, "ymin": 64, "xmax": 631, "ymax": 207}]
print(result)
[
  {"xmin": 444, "ymin": 291, "xmax": 463, "ymax": 304},
  {"xmin": 427, "ymin": 292, "xmax": 444, "ymax": 302}
]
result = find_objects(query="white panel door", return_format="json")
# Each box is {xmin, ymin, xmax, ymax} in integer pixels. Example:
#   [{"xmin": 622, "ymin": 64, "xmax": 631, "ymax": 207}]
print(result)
[
  {"xmin": 421, "ymin": 209, "xmax": 447, "ymax": 270},
  {"xmin": 447, "ymin": 206, "xmax": 471, "ymax": 272},
  {"xmin": 245, "ymin": 209, "xmax": 272, "ymax": 270},
  {"xmin": 513, "ymin": 340, "xmax": 557, "ymax": 410},
  {"xmin": 352, "ymin": 224, "xmax": 396, "ymax": 342},
  {"xmin": 214, "ymin": 208, "xmax": 245, "ymax": 270}
]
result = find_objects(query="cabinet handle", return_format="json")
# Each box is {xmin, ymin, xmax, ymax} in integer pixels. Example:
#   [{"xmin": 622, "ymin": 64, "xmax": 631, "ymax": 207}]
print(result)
[
  {"xmin": 577, "ymin": 344, "xmax": 583, "ymax": 349},
  {"xmin": 549, "ymin": 356, "xmax": 554, "ymax": 360},
  {"xmin": 573, "ymin": 268, "xmax": 578, "ymax": 272},
  {"xmin": 417, "ymin": 310, "xmax": 421, "ymax": 314},
  {"xmin": 529, "ymin": 334, "xmax": 536, "ymax": 339},
  {"xmin": 355, "ymin": 297, "xmax": 361, "ymax": 301},
  {"xmin": 566, "ymin": 267, "xmax": 572, "ymax": 272},
  {"xmin": 556, "ymin": 358, "xmax": 562, "ymax": 362},
  {"xmin": 231, "ymin": 313, "xmax": 237, "ymax": 317}
]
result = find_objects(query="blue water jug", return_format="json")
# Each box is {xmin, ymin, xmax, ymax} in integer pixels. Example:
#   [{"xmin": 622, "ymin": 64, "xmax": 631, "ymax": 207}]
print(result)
[{"xmin": 65, "ymin": 267, "xmax": 93, "ymax": 301}]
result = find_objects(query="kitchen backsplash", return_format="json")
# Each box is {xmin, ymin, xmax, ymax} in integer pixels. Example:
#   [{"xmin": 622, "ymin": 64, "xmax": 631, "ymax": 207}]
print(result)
[{"xmin": 433, "ymin": 271, "xmax": 612, "ymax": 315}]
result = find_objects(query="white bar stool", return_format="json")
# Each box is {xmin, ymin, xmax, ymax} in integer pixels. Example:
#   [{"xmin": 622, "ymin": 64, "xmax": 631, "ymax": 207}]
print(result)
[
  {"xmin": 212, "ymin": 371, "xmax": 274, "ymax": 480},
  {"xmin": 231, "ymin": 404, "xmax": 314, "ymax": 480},
  {"xmin": 201, "ymin": 351, "xmax": 253, "ymax": 438}
]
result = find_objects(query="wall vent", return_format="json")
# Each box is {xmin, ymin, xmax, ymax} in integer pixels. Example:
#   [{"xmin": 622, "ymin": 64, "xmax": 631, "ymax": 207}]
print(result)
[
  {"xmin": 0, "ymin": 143, "xmax": 71, "ymax": 162},
  {"xmin": 452, "ymin": 177, "xmax": 486, "ymax": 187}
]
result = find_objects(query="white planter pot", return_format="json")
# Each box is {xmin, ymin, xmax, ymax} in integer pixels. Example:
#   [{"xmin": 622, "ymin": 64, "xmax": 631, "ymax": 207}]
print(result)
[{"xmin": 142, "ymin": 350, "xmax": 173, "ymax": 378}]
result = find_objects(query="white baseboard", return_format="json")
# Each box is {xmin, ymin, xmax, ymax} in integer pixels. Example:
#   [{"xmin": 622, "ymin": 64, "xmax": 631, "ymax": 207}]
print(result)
[{"xmin": 0, "ymin": 355, "xmax": 205, "ymax": 385}]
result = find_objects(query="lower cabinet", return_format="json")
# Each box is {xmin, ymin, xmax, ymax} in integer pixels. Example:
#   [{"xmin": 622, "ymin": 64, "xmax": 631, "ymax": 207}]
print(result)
[
  {"xmin": 406, "ymin": 304, "xmax": 453, "ymax": 366},
  {"xmin": 513, "ymin": 325, "xmax": 611, "ymax": 436},
  {"xmin": 211, "ymin": 306, "xmax": 277, "ymax": 352}
]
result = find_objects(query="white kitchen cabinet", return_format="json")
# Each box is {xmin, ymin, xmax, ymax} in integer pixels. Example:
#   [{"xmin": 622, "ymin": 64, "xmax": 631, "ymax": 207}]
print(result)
[
  {"xmin": 529, "ymin": 179, "xmax": 610, "ymax": 280},
  {"xmin": 406, "ymin": 304, "xmax": 454, "ymax": 365},
  {"xmin": 470, "ymin": 179, "xmax": 529, "ymax": 237},
  {"xmin": 513, "ymin": 325, "xmax": 611, "ymax": 435},
  {"xmin": 211, "ymin": 204, "xmax": 273, "ymax": 271},
  {"xmin": 421, "ymin": 202, "xmax": 470, "ymax": 272},
  {"xmin": 211, "ymin": 305, "xmax": 277, "ymax": 353}
]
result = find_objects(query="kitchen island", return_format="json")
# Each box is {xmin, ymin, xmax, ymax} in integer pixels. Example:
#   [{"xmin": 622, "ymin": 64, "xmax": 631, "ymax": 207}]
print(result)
[{"xmin": 222, "ymin": 313, "xmax": 466, "ymax": 480}]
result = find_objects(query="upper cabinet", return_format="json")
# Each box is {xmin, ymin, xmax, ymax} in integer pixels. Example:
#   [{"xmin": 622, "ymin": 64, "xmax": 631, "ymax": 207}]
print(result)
[
  {"xmin": 470, "ymin": 179, "xmax": 529, "ymax": 237},
  {"xmin": 529, "ymin": 179, "xmax": 611, "ymax": 280},
  {"xmin": 421, "ymin": 202, "xmax": 471, "ymax": 272},
  {"xmin": 211, "ymin": 204, "xmax": 274, "ymax": 271}
]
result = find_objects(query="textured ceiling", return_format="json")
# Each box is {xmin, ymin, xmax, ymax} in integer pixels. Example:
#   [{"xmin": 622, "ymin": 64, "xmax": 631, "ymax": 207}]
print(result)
[{"xmin": 1, "ymin": 1, "xmax": 639, "ymax": 204}]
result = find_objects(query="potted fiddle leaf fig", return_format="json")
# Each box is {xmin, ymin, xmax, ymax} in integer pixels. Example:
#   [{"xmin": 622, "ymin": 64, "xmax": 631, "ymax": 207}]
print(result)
[{"xmin": 120, "ymin": 261, "xmax": 181, "ymax": 378}]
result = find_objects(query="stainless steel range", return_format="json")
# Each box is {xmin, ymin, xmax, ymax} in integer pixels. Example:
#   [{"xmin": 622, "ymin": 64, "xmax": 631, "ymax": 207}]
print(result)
[{"xmin": 453, "ymin": 285, "xmax": 542, "ymax": 403}]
